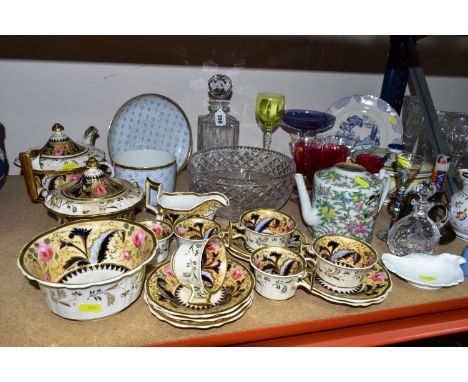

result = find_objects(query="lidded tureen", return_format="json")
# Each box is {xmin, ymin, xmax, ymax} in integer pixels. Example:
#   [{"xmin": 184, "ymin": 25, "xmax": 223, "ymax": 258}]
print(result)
[
  {"xmin": 16, "ymin": 123, "xmax": 112, "ymax": 202},
  {"xmin": 44, "ymin": 157, "xmax": 143, "ymax": 222}
]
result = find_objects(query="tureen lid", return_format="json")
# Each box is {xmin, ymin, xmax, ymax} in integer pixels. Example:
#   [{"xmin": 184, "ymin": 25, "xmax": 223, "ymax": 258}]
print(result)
[
  {"xmin": 44, "ymin": 157, "xmax": 144, "ymax": 217},
  {"xmin": 61, "ymin": 157, "xmax": 124, "ymax": 200},
  {"xmin": 39, "ymin": 123, "xmax": 88, "ymax": 158}
]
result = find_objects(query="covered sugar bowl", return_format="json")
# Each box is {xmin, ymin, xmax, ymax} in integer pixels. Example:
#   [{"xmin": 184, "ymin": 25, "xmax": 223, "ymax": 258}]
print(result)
[
  {"xmin": 44, "ymin": 157, "xmax": 144, "ymax": 222},
  {"xmin": 15, "ymin": 123, "xmax": 112, "ymax": 202}
]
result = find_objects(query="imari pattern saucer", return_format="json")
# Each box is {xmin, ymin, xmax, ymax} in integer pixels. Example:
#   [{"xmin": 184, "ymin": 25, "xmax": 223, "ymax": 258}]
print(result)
[
  {"xmin": 144, "ymin": 259, "xmax": 254, "ymax": 319},
  {"xmin": 225, "ymin": 224, "xmax": 306, "ymax": 262},
  {"xmin": 311, "ymin": 262, "xmax": 393, "ymax": 306}
]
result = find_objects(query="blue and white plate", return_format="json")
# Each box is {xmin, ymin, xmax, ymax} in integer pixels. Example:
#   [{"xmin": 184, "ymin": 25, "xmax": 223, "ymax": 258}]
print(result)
[
  {"xmin": 325, "ymin": 95, "xmax": 403, "ymax": 150},
  {"xmin": 108, "ymin": 94, "xmax": 192, "ymax": 174}
]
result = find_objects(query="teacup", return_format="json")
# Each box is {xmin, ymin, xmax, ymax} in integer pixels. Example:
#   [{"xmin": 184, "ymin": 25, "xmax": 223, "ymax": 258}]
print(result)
[
  {"xmin": 139, "ymin": 219, "xmax": 173, "ymax": 264},
  {"xmin": 250, "ymin": 247, "xmax": 313, "ymax": 301},
  {"xmin": 171, "ymin": 236, "xmax": 227, "ymax": 306},
  {"xmin": 231, "ymin": 208, "xmax": 296, "ymax": 252},
  {"xmin": 307, "ymin": 234, "xmax": 378, "ymax": 290},
  {"xmin": 173, "ymin": 217, "xmax": 223, "ymax": 247},
  {"xmin": 113, "ymin": 149, "xmax": 177, "ymax": 206}
]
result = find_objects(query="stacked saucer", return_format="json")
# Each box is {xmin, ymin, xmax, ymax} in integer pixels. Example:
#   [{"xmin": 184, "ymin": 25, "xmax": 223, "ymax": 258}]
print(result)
[
  {"xmin": 144, "ymin": 260, "xmax": 254, "ymax": 329},
  {"xmin": 310, "ymin": 262, "xmax": 393, "ymax": 307}
]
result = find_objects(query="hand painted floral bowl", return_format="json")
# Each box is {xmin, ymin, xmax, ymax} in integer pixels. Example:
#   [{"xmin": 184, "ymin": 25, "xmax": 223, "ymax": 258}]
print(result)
[{"xmin": 17, "ymin": 218, "xmax": 157, "ymax": 320}]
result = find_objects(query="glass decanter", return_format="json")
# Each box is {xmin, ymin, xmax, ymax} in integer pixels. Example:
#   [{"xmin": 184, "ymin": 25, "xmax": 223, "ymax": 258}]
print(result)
[
  {"xmin": 387, "ymin": 180, "xmax": 449, "ymax": 257},
  {"xmin": 197, "ymin": 74, "xmax": 239, "ymax": 151}
]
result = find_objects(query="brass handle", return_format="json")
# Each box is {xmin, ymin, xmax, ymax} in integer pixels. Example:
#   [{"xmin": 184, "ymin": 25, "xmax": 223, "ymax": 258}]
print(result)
[{"xmin": 19, "ymin": 151, "xmax": 39, "ymax": 202}]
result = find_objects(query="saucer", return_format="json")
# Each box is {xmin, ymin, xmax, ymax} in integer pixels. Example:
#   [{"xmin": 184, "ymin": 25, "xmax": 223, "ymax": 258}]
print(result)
[
  {"xmin": 108, "ymin": 93, "xmax": 192, "ymax": 173},
  {"xmin": 146, "ymin": 300, "xmax": 251, "ymax": 329},
  {"xmin": 310, "ymin": 262, "xmax": 393, "ymax": 306},
  {"xmin": 145, "ymin": 293, "xmax": 253, "ymax": 323},
  {"xmin": 225, "ymin": 224, "xmax": 306, "ymax": 262},
  {"xmin": 145, "ymin": 259, "xmax": 254, "ymax": 317}
]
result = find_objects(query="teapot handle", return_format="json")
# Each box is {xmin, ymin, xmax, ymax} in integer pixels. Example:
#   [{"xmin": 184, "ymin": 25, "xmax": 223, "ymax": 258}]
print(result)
[
  {"xmin": 83, "ymin": 126, "xmax": 99, "ymax": 146},
  {"xmin": 145, "ymin": 177, "xmax": 163, "ymax": 218},
  {"xmin": 19, "ymin": 151, "xmax": 39, "ymax": 202},
  {"xmin": 378, "ymin": 171, "xmax": 391, "ymax": 212}
]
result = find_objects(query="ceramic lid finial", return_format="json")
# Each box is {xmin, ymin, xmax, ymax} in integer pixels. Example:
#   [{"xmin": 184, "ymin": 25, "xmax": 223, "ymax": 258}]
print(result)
[{"xmin": 52, "ymin": 123, "xmax": 64, "ymax": 132}]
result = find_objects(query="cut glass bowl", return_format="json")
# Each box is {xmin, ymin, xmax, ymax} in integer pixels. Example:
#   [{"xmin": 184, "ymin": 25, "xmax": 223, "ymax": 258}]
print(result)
[{"xmin": 188, "ymin": 146, "xmax": 296, "ymax": 219}]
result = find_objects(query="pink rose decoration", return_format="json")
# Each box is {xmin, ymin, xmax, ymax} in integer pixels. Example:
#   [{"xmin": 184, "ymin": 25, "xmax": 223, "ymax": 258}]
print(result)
[
  {"xmin": 93, "ymin": 185, "xmax": 107, "ymax": 197},
  {"xmin": 255, "ymin": 258, "xmax": 261, "ymax": 268},
  {"xmin": 131, "ymin": 229, "xmax": 146, "ymax": 248},
  {"xmin": 54, "ymin": 148, "xmax": 63, "ymax": 156},
  {"xmin": 122, "ymin": 251, "xmax": 132, "ymax": 261},
  {"xmin": 64, "ymin": 143, "xmax": 69, "ymax": 149},
  {"xmin": 205, "ymin": 240, "xmax": 219, "ymax": 253},
  {"xmin": 231, "ymin": 268, "xmax": 245, "ymax": 281},
  {"xmin": 353, "ymin": 224, "xmax": 367, "ymax": 235},
  {"xmin": 176, "ymin": 226, "xmax": 187, "ymax": 237},
  {"xmin": 68, "ymin": 173, "xmax": 81, "ymax": 183},
  {"xmin": 151, "ymin": 223, "xmax": 163, "ymax": 239},
  {"xmin": 38, "ymin": 242, "xmax": 53, "ymax": 262},
  {"xmin": 44, "ymin": 272, "xmax": 51, "ymax": 282},
  {"xmin": 371, "ymin": 272, "xmax": 386, "ymax": 282},
  {"xmin": 285, "ymin": 220, "xmax": 293, "ymax": 231},
  {"xmin": 163, "ymin": 264, "xmax": 175, "ymax": 278}
]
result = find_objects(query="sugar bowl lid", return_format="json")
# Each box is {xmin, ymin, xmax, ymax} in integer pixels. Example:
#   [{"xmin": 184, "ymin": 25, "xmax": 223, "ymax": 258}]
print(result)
[
  {"xmin": 44, "ymin": 157, "xmax": 144, "ymax": 217},
  {"xmin": 39, "ymin": 123, "xmax": 88, "ymax": 158}
]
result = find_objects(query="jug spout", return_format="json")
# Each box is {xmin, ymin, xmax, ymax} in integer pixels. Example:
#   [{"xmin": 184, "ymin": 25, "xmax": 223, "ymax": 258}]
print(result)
[{"xmin": 294, "ymin": 173, "xmax": 321, "ymax": 227}]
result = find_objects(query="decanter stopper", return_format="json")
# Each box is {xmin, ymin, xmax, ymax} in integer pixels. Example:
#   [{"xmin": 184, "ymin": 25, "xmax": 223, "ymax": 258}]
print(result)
[
  {"xmin": 208, "ymin": 74, "xmax": 233, "ymax": 100},
  {"xmin": 415, "ymin": 180, "xmax": 436, "ymax": 203}
]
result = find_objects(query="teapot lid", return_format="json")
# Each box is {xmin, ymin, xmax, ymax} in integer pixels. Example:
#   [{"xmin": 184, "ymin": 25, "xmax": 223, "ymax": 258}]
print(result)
[
  {"xmin": 39, "ymin": 123, "xmax": 87, "ymax": 158},
  {"xmin": 317, "ymin": 162, "xmax": 384, "ymax": 191},
  {"xmin": 61, "ymin": 157, "xmax": 124, "ymax": 200}
]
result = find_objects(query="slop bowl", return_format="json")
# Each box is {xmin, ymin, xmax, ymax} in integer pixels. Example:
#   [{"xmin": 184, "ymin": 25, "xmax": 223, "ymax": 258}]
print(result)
[{"xmin": 18, "ymin": 218, "xmax": 157, "ymax": 320}]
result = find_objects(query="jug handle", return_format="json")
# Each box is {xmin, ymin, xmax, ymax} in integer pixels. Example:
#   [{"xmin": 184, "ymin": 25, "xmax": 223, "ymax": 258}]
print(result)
[
  {"xmin": 145, "ymin": 177, "xmax": 162, "ymax": 218},
  {"xmin": 19, "ymin": 151, "xmax": 39, "ymax": 202},
  {"xmin": 378, "ymin": 171, "xmax": 391, "ymax": 212},
  {"xmin": 430, "ymin": 203, "xmax": 450, "ymax": 229}
]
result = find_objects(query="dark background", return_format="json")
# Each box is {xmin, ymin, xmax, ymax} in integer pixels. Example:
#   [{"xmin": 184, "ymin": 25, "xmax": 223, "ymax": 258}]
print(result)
[{"xmin": 1, "ymin": 35, "xmax": 467, "ymax": 76}]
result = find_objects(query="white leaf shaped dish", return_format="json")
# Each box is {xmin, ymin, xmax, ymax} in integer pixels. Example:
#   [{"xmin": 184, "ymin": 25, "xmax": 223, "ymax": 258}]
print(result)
[{"xmin": 382, "ymin": 252, "xmax": 465, "ymax": 290}]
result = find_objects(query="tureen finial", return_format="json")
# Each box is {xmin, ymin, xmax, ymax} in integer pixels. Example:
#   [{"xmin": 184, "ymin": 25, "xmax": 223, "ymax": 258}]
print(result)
[{"xmin": 86, "ymin": 157, "xmax": 99, "ymax": 169}]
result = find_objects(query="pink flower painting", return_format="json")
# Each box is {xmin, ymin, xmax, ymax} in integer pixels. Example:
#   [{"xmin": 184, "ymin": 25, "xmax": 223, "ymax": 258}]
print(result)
[
  {"xmin": 67, "ymin": 173, "xmax": 81, "ymax": 183},
  {"xmin": 231, "ymin": 267, "xmax": 245, "ymax": 280},
  {"xmin": 176, "ymin": 226, "xmax": 187, "ymax": 237},
  {"xmin": 371, "ymin": 272, "xmax": 386, "ymax": 282},
  {"xmin": 122, "ymin": 251, "xmax": 132, "ymax": 261},
  {"xmin": 132, "ymin": 229, "xmax": 147, "ymax": 248},
  {"xmin": 163, "ymin": 264, "xmax": 175, "ymax": 278},
  {"xmin": 93, "ymin": 185, "xmax": 107, "ymax": 197},
  {"xmin": 205, "ymin": 240, "xmax": 219, "ymax": 253},
  {"xmin": 151, "ymin": 223, "xmax": 163, "ymax": 239},
  {"xmin": 38, "ymin": 242, "xmax": 53, "ymax": 262},
  {"xmin": 54, "ymin": 148, "xmax": 63, "ymax": 156}
]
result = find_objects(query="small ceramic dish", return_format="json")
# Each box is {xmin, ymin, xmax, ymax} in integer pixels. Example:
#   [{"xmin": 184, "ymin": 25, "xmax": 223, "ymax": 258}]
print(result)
[
  {"xmin": 17, "ymin": 218, "xmax": 157, "ymax": 320},
  {"xmin": 381, "ymin": 252, "xmax": 465, "ymax": 290}
]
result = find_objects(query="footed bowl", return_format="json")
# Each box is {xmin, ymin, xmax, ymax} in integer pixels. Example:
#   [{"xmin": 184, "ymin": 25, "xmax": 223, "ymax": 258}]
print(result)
[{"xmin": 18, "ymin": 218, "xmax": 157, "ymax": 320}]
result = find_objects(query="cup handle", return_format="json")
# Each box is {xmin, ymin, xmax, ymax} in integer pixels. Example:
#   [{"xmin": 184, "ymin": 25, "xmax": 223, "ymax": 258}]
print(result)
[
  {"xmin": 100, "ymin": 161, "xmax": 115, "ymax": 177},
  {"xmin": 145, "ymin": 177, "xmax": 163, "ymax": 218},
  {"xmin": 228, "ymin": 220, "xmax": 246, "ymax": 247},
  {"xmin": 295, "ymin": 267, "xmax": 316, "ymax": 293}
]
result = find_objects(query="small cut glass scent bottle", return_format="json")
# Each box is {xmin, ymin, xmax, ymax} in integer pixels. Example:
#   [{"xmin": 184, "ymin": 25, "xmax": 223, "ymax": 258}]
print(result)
[
  {"xmin": 197, "ymin": 74, "xmax": 239, "ymax": 151},
  {"xmin": 387, "ymin": 180, "xmax": 449, "ymax": 257}
]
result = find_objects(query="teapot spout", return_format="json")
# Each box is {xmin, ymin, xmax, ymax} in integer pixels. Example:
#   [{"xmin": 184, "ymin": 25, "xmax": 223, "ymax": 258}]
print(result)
[{"xmin": 294, "ymin": 173, "xmax": 321, "ymax": 227}]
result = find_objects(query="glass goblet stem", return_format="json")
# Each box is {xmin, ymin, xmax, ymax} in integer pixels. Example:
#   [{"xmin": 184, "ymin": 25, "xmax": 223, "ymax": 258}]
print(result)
[
  {"xmin": 390, "ymin": 187, "xmax": 407, "ymax": 225},
  {"xmin": 263, "ymin": 130, "xmax": 272, "ymax": 150}
]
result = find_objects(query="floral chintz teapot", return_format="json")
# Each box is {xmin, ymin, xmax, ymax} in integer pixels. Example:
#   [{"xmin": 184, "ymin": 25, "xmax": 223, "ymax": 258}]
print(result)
[
  {"xmin": 295, "ymin": 163, "xmax": 390, "ymax": 243},
  {"xmin": 15, "ymin": 123, "xmax": 112, "ymax": 202}
]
